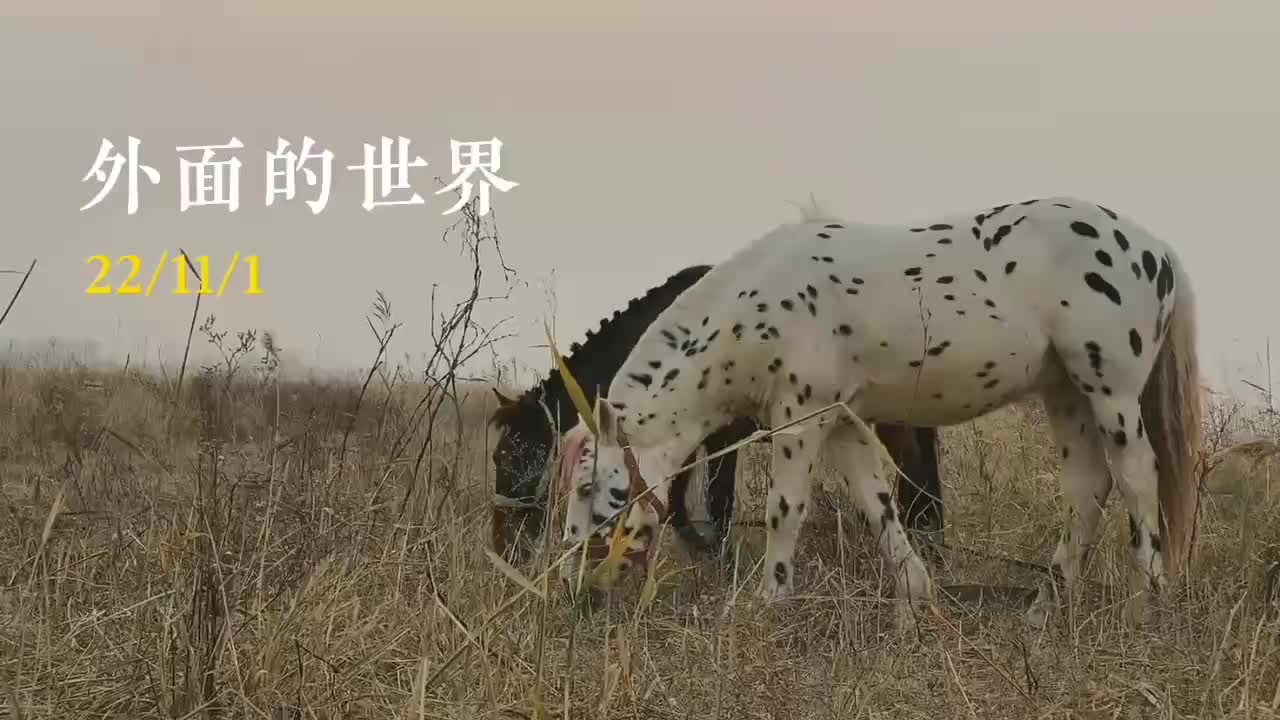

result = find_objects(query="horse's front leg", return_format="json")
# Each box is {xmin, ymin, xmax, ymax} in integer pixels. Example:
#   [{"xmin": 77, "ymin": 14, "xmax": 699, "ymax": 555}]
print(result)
[
  {"xmin": 826, "ymin": 420, "xmax": 934, "ymax": 627},
  {"xmin": 756, "ymin": 423, "xmax": 824, "ymax": 602}
]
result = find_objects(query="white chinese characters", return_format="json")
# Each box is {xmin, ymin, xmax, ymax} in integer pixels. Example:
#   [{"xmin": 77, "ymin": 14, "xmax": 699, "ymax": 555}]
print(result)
[
  {"xmin": 266, "ymin": 137, "xmax": 334, "ymax": 214},
  {"xmin": 80, "ymin": 137, "xmax": 161, "ymax": 215},
  {"xmin": 80, "ymin": 136, "xmax": 516, "ymax": 216},
  {"xmin": 435, "ymin": 138, "xmax": 519, "ymax": 217}
]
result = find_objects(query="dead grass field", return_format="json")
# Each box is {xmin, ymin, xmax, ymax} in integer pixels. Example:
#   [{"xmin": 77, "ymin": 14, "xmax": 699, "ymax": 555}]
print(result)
[{"xmin": 1, "ymin": 356, "xmax": 1279, "ymax": 719}]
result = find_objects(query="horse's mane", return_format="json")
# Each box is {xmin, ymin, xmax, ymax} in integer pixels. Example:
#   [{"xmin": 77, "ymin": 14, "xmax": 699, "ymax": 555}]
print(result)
[{"xmin": 489, "ymin": 264, "xmax": 714, "ymax": 431}]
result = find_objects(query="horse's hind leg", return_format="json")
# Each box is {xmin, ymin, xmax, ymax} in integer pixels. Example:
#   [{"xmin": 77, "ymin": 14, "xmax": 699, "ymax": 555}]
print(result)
[
  {"xmin": 1025, "ymin": 375, "xmax": 1113, "ymax": 628},
  {"xmin": 1082, "ymin": 388, "xmax": 1167, "ymax": 625}
]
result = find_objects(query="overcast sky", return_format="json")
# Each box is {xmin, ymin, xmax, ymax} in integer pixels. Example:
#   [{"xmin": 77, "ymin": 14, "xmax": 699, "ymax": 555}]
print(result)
[{"xmin": 3, "ymin": 0, "xmax": 1280, "ymax": 406}]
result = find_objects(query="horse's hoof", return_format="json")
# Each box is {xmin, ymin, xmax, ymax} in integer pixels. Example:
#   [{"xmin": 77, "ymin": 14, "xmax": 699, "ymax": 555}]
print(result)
[{"xmin": 755, "ymin": 578, "xmax": 790, "ymax": 604}]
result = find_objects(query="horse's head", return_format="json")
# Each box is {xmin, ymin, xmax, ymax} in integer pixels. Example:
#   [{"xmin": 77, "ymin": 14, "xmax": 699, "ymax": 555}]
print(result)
[
  {"xmin": 556, "ymin": 397, "xmax": 668, "ymax": 581},
  {"xmin": 489, "ymin": 388, "xmax": 555, "ymax": 558}
]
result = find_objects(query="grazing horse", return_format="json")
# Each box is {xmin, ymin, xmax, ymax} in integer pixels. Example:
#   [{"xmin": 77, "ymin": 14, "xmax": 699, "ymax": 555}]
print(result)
[
  {"xmin": 557, "ymin": 197, "xmax": 1201, "ymax": 628},
  {"xmin": 489, "ymin": 265, "xmax": 948, "ymax": 563}
]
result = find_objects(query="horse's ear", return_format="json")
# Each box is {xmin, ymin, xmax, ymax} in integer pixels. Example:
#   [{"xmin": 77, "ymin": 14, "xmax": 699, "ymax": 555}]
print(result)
[
  {"xmin": 596, "ymin": 397, "xmax": 622, "ymax": 445},
  {"xmin": 493, "ymin": 388, "xmax": 516, "ymax": 407}
]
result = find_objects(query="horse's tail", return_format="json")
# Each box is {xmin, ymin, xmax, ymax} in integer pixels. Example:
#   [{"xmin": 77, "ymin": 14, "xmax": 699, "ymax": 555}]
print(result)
[{"xmin": 1140, "ymin": 257, "xmax": 1203, "ymax": 581}]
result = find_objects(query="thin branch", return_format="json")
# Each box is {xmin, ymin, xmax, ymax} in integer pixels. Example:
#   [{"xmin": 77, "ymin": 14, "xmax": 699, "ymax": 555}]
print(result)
[{"xmin": 0, "ymin": 259, "xmax": 36, "ymax": 331}]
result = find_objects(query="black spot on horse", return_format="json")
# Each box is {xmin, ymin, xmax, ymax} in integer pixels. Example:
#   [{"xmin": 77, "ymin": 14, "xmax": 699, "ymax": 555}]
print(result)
[
  {"xmin": 1084, "ymin": 272, "xmax": 1122, "ymax": 305},
  {"xmin": 904, "ymin": 267, "xmax": 922, "ymax": 277},
  {"xmin": 1113, "ymin": 430, "xmax": 1127, "ymax": 446},
  {"xmin": 774, "ymin": 562, "xmax": 787, "ymax": 585},
  {"xmin": 930, "ymin": 223, "xmax": 952, "ymax": 230},
  {"xmin": 1085, "ymin": 341, "xmax": 1102, "ymax": 374},
  {"xmin": 876, "ymin": 492, "xmax": 896, "ymax": 524},
  {"xmin": 936, "ymin": 276, "xmax": 955, "ymax": 284},
  {"xmin": 1098, "ymin": 205, "xmax": 1118, "ymax": 221},
  {"xmin": 806, "ymin": 285, "xmax": 818, "ymax": 298},
  {"xmin": 779, "ymin": 496, "xmax": 791, "ymax": 516},
  {"xmin": 1156, "ymin": 256, "xmax": 1174, "ymax": 301},
  {"xmin": 660, "ymin": 368, "xmax": 680, "ymax": 388},
  {"xmin": 1128, "ymin": 328, "xmax": 1143, "ymax": 357},
  {"xmin": 1113, "ymin": 229, "xmax": 1130, "ymax": 252},
  {"xmin": 937, "ymin": 238, "xmax": 952, "ymax": 245},
  {"xmin": 628, "ymin": 373, "xmax": 653, "ymax": 388},
  {"xmin": 1071, "ymin": 221, "xmax": 1099, "ymax": 238},
  {"xmin": 829, "ymin": 274, "xmax": 841, "ymax": 284},
  {"xmin": 817, "ymin": 232, "xmax": 831, "ymax": 239},
  {"xmin": 974, "ymin": 269, "xmax": 987, "ymax": 282},
  {"xmin": 837, "ymin": 324, "xmax": 853, "ymax": 336},
  {"xmin": 1095, "ymin": 249, "xmax": 1113, "ymax": 267},
  {"xmin": 1141, "ymin": 251, "xmax": 1158, "ymax": 281},
  {"xmin": 1131, "ymin": 261, "xmax": 1141, "ymax": 279},
  {"xmin": 983, "ymin": 378, "xmax": 1000, "ymax": 389},
  {"xmin": 1005, "ymin": 261, "xmax": 1017, "ymax": 274},
  {"xmin": 648, "ymin": 360, "xmax": 662, "ymax": 369},
  {"xmin": 989, "ymin": 224, "xmax": 1012, "ymax": 248},
  {"xmin": 825, "ymin": 223, "xmax": 843, "ymax": 229},
  {"xmin": 782, "ymin": 446, "xmax": 792, "ymax": 460},
  {"xmin": 780, "ymin": 299, "xmax": 794, "ymax": 311},
  {"xmin": 944, "ymin": 293, "xmax": 956, "ymax": 301},
  {"xmin": 757, "ymin": 303, "xmax": 768, "ymax": 312}
]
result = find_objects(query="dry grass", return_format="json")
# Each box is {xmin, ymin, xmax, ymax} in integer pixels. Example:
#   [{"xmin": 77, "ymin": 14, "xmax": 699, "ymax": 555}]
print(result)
[{"xmin": 1, "ymin": 355, "xmax": 1279, "ymax": 719}]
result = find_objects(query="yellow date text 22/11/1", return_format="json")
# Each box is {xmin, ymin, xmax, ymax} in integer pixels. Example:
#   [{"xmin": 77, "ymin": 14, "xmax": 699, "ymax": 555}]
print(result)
[{"xmin": 86, "ymin": 252, "xmax": 263, "ymax": 297}]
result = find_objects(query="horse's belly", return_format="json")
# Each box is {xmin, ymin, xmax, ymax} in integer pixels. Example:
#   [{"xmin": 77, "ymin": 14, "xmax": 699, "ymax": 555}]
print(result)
[{"xmin": 854, "ymin": 318, "xmax": 1050, "ymax": 427}]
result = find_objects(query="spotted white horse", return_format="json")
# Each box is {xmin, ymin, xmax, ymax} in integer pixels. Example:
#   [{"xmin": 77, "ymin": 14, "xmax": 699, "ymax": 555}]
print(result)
[{"xmin": 557, "ymin": 196, "xmax": 1201, "ymax": 628}]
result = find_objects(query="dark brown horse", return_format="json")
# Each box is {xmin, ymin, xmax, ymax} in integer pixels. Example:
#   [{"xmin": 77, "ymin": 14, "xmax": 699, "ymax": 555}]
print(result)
[{"xmin": 489, "ymin": 265, "xmax": 946, "ymax": 562}]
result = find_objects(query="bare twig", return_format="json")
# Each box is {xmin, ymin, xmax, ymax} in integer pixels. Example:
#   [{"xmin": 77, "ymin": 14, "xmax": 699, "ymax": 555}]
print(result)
[{"xmin": 0, "ymin": 258, "xmax": 36, "ymax": 330}]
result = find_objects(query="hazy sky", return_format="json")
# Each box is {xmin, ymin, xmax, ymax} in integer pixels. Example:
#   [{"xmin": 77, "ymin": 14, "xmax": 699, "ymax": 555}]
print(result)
[{"xmin": 4, "ymin": 1, "xmax": 1280, "ymax": 405}]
